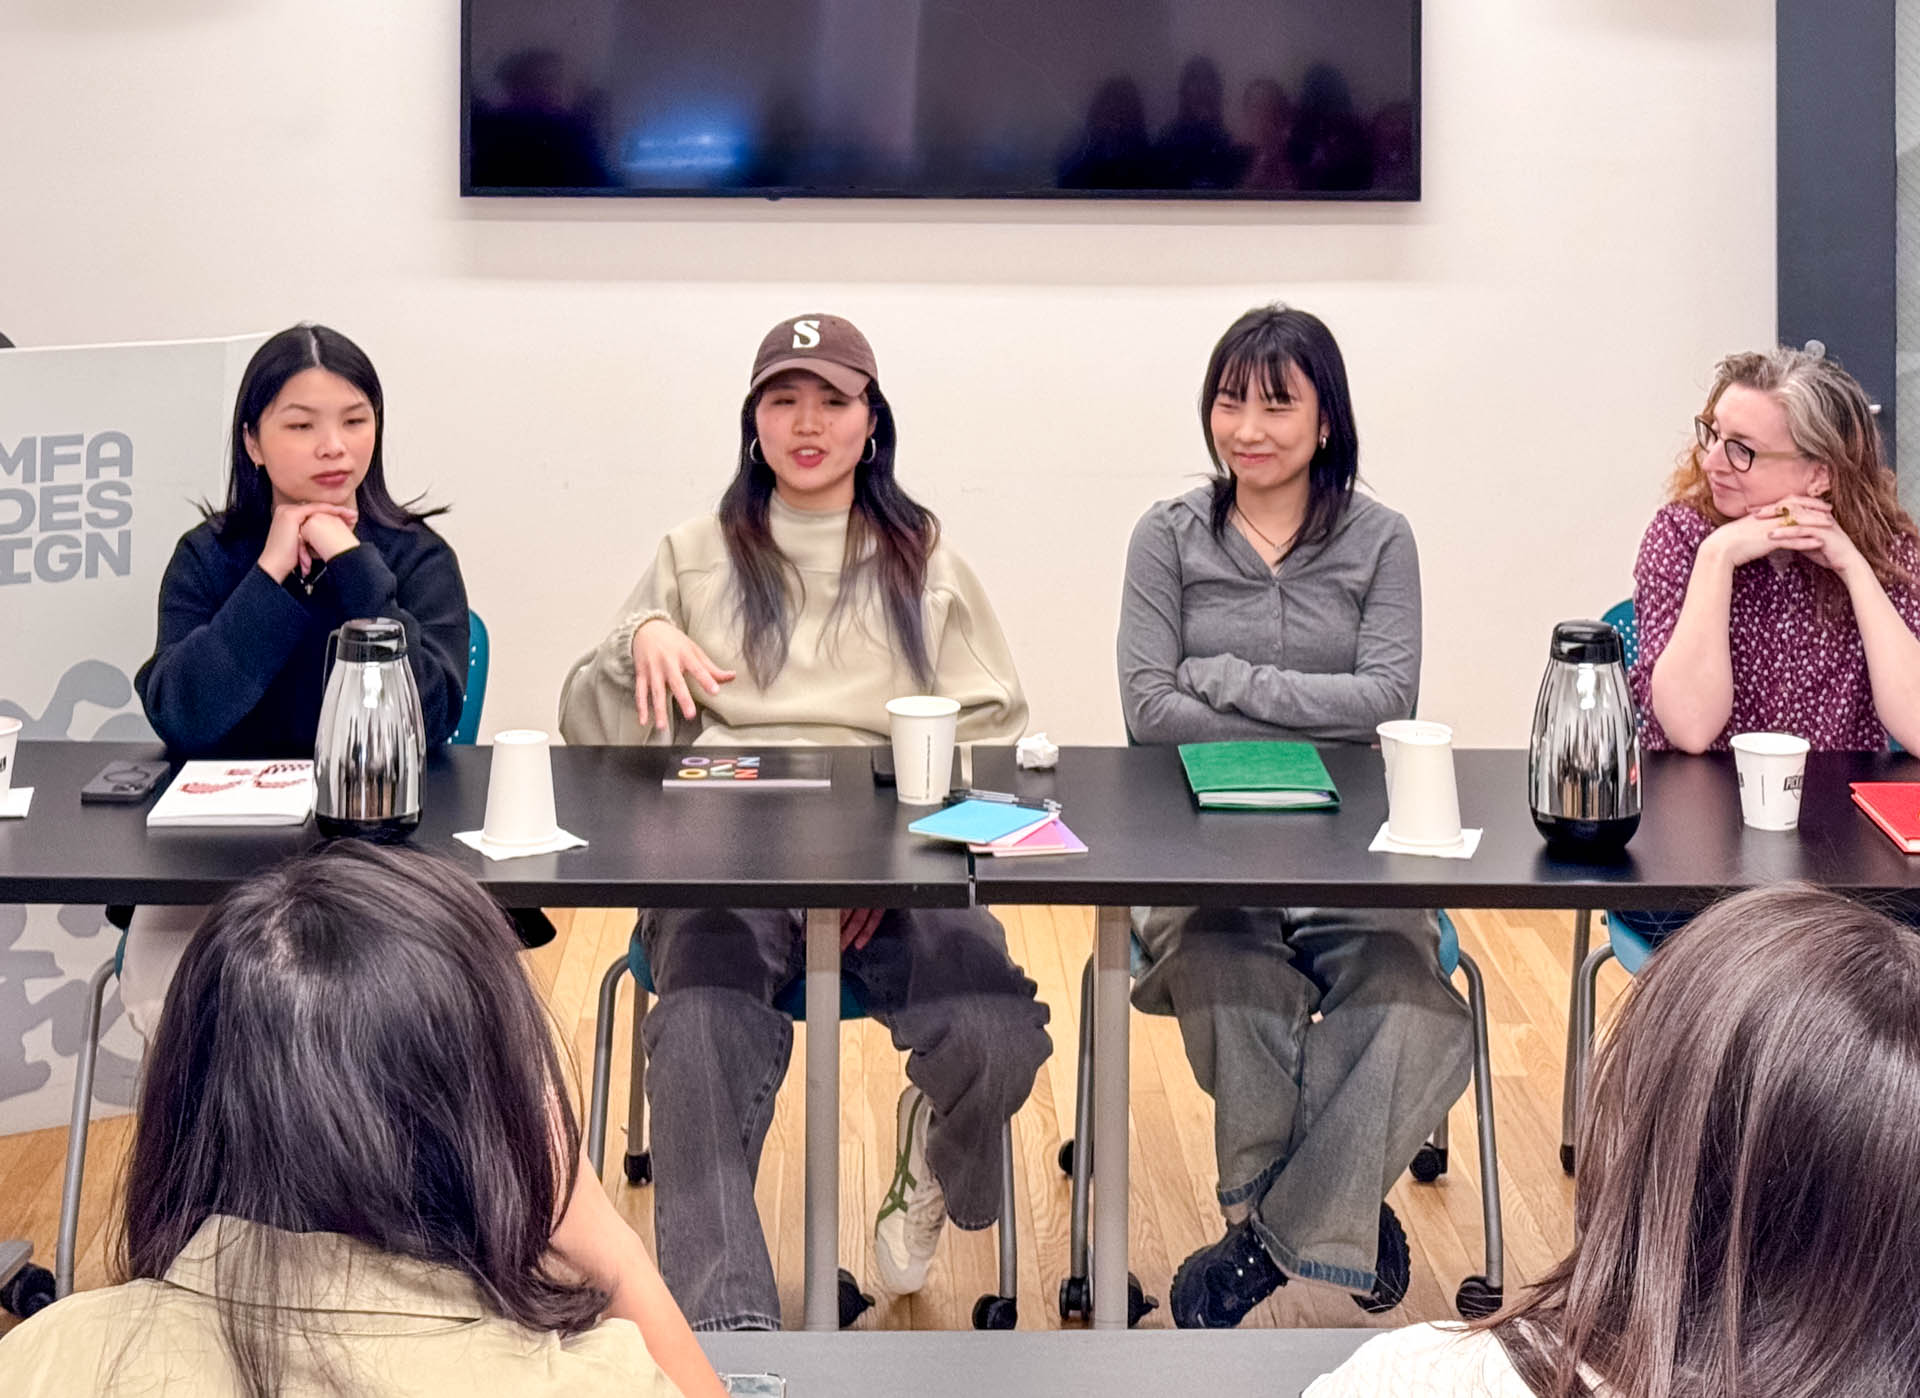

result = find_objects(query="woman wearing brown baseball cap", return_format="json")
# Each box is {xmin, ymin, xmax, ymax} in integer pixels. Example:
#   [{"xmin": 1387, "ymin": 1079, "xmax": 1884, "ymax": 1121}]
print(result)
[{"xmin": 561, "ymin": 313, "xmax": 1049, "ymax": 1330}]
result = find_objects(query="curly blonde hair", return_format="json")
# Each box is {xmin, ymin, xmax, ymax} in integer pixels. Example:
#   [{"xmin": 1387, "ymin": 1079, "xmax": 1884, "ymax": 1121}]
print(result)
[{"xmin": 1668, "ymin": 346, "xmax": 1916, "ymax": 588}]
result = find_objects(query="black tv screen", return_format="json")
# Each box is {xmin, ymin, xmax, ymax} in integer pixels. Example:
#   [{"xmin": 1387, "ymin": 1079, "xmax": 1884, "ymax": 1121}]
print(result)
[{"xmin": 462, "ymin": 1, "xmax": 1420, "ymax": 200}]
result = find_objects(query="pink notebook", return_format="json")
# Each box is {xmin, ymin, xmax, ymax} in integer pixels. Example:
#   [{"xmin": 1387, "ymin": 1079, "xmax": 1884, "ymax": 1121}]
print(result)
[{"xmin": 969, "ymin": 819, "xmax": 1087, "ymax": 858}]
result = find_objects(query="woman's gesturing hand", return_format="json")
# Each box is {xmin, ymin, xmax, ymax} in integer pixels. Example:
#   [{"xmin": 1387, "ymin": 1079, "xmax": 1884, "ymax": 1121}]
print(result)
[{"xmin": 631, "ymin": 618, "xmax": 736, "ymax": 732}]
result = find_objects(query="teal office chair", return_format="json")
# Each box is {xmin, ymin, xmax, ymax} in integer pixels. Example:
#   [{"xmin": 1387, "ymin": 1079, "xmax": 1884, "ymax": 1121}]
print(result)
[
  {"xmin": 51, "ymin": 612, "xmax": 492, "ymax": 1297},
  {"xmin": 1558, "ymin": 600, "xmax": 1637, "ymax": 1175},
  {"xmin": 1055, "ymin": 909, "xmax": 1504, "ymax": 1322},
  {"xmin": 586, "ymin": 933, "xmax": 1022, "ymax": 1330},
  {"xmin": 452, "ymin": 611, "xmax": 490, "ymax": 744}
]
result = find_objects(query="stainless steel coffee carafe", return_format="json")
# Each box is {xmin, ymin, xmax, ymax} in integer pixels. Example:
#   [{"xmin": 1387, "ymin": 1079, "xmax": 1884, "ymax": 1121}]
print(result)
[
  {"xmin": 1529, "ymin": 619, "xmax": 1641, "ymax": 852},
  {"xmin": 315, "ymin": 618, "xmax": 425, "ymax": 839}
]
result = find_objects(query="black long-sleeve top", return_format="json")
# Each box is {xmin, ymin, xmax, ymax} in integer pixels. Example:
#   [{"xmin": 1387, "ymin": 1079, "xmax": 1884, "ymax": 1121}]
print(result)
[{"xmin": 134, "ymin": 517, "xmax": 469, "ymax": 758}]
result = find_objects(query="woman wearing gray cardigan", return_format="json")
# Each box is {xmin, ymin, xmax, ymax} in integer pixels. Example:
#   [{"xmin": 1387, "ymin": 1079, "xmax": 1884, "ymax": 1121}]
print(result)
[{"xmin": 1116, "ymin": 305, "xmax": 1470, "ymax": 1327}]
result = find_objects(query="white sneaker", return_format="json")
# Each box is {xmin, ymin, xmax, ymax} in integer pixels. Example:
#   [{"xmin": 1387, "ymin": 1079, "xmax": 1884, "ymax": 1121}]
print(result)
[{"xmin": 873, "ymin": 1085, "xmax": 946, "ymax": 1294}]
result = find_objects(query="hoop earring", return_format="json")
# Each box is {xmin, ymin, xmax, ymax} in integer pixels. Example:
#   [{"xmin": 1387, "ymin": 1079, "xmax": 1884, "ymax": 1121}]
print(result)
[
  {"xmin": 748, "ymin": 438, "xmax": 764, "ymax": 464},
  {"xmin": 862, "ymin": 437, "xmax": 877, "ymax": 464}
]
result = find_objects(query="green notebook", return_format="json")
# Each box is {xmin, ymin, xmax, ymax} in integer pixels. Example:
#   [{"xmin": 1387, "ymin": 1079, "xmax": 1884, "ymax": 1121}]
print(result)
[{"xmin": 1177, "ymin": 741, "xmax": 1340, "ymax": 810}]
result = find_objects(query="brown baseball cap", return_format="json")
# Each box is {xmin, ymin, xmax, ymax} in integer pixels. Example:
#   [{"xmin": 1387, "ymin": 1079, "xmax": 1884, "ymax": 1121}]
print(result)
[{"xmin": 749, "ymin": 314, "xmax": 878, "ymax": 397}]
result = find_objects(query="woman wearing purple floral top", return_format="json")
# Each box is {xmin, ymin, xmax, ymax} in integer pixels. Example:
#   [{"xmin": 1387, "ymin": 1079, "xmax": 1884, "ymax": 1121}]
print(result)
[{"xmin": 1632, "ymin": 346, "xmax": 1920, "ymax": 755}]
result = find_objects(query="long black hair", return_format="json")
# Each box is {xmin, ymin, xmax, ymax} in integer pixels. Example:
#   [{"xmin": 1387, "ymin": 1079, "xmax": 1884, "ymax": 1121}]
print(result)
[
  {"xmin": 208, "ymin": 324, "xmax": 443, "ymax": 536},
  {"xmin": 718, "ymin": 376, "xmax": 939, "ymax": 688},
  {"xmin": 117, "ymin": 843, "xmax": 602, "ymax": 1397},
  {"xmin": 1480, "ymin": 885, "xmax": 1920, "ymax": 1398},
  {"xmin": 1200, "ymin": 304, "xmax": 1360, "ymax": 551}
]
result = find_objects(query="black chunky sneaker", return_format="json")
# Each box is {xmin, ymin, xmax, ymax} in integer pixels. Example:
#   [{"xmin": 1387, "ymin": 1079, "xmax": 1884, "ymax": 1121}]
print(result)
[
  {"xmin": 1169, "ymin": 1220, "xmax": 1287, "ymax": 1329},
  {"xmin": 1352, "ymin": 1202, "xmax": 1411, "ymax": 1314}
]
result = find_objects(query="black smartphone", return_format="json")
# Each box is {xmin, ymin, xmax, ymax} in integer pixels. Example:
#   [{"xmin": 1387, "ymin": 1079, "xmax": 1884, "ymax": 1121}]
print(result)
[{"xmin": 79, "ymin": 760, "xmax": 171, "ymax": 805}]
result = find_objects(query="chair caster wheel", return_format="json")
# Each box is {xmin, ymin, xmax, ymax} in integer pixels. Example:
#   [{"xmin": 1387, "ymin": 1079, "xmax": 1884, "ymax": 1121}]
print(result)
[
  {"xmin": 1559, "ymin": 1143, "xmax": 1576, "ymax": 1176},
  {"xmin": 1057, "ymin": 1269, "xmax": 1155, "ymax": 1326},
  {"xmin": 973, "ymin": 1294, "xmax": 1017, "ymax": 1329},
  {"xmin": 1409, "ymin": 1144, "xmax": 1447, "ymax": 1183},
  {"xmin": 1126, "ymin": 1272, "xmax": 1159, "ymax": 1327},
  {"xmin": 1456, "ymin": 1275, "xmax": 1502, "ymax": 1319},
  {"xmin": 1058, "ymin": 1275, "xmax": 1089, "ymax": 1322},
  {"xmin": 1057, "ymin": 1139, "xmax": 1075, "ymax": 1176},
  {"xmin": 837, "ymin": 1269, "xmax": 874, "ymax": 1328},
  {"xmin": 623, "ymin": 1151, "xmax": 652, "ymax": 1186},
  {"xmin": 1, "ymin": 1263, "xmax": 55, "ymax": 1319}
]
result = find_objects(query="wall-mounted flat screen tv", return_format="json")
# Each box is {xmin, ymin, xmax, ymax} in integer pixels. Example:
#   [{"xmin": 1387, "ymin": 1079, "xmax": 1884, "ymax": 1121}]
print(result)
[{"xmin": 463, "ymin": 1, "xmax": 1420, "ymax": 200}]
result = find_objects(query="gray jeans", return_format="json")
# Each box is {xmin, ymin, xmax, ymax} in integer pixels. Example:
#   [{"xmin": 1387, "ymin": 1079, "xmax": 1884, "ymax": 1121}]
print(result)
[
  {"xmin": 1131, "ymin": 906, "xmax": 1471, "ymax": 1294},
  {"xmin": 640, "ymin": 905, "xmax": 1051, "ymax": 1331}
]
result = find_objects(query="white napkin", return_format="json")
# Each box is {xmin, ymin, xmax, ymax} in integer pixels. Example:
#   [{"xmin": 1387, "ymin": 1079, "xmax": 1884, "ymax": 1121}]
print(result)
[
  {"xmin": 1016, "ymin": 732, "xmax": 1060, "ymax": 770},
  {"xmin": 0, "ymin": 787, "xmax": 33, "ymax": 819},
  {"xmin": 1369, "ymin": 823, "xmax": 1482, "ymax": 859},
  {"xmin": 453, "ymin": 827, "xmax": 587, "ymax": 861}
]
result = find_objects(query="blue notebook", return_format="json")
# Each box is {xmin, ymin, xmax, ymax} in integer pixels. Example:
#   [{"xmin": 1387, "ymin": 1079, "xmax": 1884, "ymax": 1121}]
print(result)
[{"xmin": 908, "ymin": 800, "xmax": 1055, "ymax": 846}]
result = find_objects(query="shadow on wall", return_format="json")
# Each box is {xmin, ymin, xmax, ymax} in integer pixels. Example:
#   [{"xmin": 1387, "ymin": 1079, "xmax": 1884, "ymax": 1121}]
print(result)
[{"xmin": 0, "ymin": 659, "xmax": 155, "ymax": 1118}]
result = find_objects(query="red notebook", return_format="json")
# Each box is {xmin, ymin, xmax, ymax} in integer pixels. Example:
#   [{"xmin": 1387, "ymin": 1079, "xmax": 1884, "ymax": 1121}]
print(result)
[{"xmin": 1850, "ymin": 782, "xmax": 1920, "ymax": 853}]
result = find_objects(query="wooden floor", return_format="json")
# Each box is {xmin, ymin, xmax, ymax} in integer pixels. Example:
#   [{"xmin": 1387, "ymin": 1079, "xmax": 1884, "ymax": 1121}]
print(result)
[{"xmin": 0, "ymin": 905, "xmax": 1629, "ymax": 1334}]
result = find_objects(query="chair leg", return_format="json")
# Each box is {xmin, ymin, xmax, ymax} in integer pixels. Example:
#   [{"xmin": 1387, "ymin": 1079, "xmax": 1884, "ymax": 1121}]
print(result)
[
  {"xmin": 1430, "ymin": 1112, "xmax": 1449, "ymax": 1153},
  {"xmin": 1570, "ymin": 942, "xmax": 1617, "ymax": 1175},
  {"xmin": 1454, "ymin": 951, "xmax": 1503, "ymax": 1303},
  {"xmin": 1560, "ymin": 909, "xmax": 1593, "ymax": 1173},
  {"xmin": 587, "ymin": 956, "xmax": 629, "ymax": 1177},
  {"xmin": 1058, "ymin": 954, "xmax": 1097, "ymax": 1321},
  {"xmin": 624, "ymin": 984, "xmax": 651, "ymax": 1183},
  {"xmin": 56, "ymin": 959, "xmax": 116, "ymax": 1299},
  {"xmin": 971, "ymin": 1120, "xmax": 1021, "ymax": 1328}
]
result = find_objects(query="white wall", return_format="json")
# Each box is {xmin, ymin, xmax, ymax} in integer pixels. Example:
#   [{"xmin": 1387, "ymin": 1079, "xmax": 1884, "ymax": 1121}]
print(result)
[{"xmin": 0, "ymin": 0, "xmax": 1775, "ymax": 750}]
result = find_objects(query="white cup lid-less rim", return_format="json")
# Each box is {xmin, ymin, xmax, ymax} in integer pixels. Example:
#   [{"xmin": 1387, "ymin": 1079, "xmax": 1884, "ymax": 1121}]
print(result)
[
  {"xmin": 1730, "ymin": 732, "xmax": 1811, "ymax": 758},
  {"xmin": 886, "ymin": 696, "xmax": 960, "ymax": 720}
]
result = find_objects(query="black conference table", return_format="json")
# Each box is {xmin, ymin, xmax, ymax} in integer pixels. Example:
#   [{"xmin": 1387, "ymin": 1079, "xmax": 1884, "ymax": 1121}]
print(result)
[
  {"xmin": 8, "ymin": 739, "xmax": 1920, "ymax": 1331},
  {"xmin": 0, "ymin": 739, "xmax": 969, "ymax": 1331},
  {"xmin": 970, "ymin": 742, "xmax": 1920, "ymax": 1328}
]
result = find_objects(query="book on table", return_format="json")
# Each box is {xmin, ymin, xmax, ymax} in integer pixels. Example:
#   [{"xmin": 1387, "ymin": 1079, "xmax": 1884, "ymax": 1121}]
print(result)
[
  {"xmin": 908, "ymin": 799, "xmax": 1056, "ymax": 847},
  {"xmin": 1849, "ymin": 782, "xmax": 1920, "ymax": 852},
  {"xmin": 662, "ymin": 752, "xmax": 832, "ymax": 790},
  {"xmin": 145, "ymin": 760, "xmax": 315, "ymax": 828},
  {"xmin": 1177, "ymin": 740, "xmax": 1341, "ymax": 810},
  {"xmin": 969, "ymin": 818, "xmax": 1087, "ymax": 857}
]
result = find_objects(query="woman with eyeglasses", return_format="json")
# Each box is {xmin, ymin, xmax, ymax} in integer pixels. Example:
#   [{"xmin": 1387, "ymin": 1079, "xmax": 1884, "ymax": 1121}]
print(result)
[{"xmin": 1634, "ymin": 346, "xmax": 1920, "ymax": 754}]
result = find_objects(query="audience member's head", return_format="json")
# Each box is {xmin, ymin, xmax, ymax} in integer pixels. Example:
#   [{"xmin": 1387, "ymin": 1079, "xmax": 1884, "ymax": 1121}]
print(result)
[
  {"xmin": 1485, "ymin": 884, "xmax": 1920, "ymax": 1398},
  {"xmin": 119, "ymin": 841, "xmax": 601, "ymax": 1391}
]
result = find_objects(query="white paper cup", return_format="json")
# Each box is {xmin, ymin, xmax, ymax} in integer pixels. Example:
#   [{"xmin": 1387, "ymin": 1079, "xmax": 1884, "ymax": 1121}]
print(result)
[
  {"xmin": 0, "ymin": 715, "xmax": 19, "ymax": 796},
  {"xmin": 886, "ymin": 696, "xmax": 961, "ymax": 806},
  {"xmin": 482, "ymin": 729, "xmax": 560, "ymax": 846},
  {"xmin": 1731, "ymin": 732, "xmax": 1810, "ymax": 831},
  {"xmin": 1376, "ymin": 719, "xmax": 1462, "ymax": 847}
]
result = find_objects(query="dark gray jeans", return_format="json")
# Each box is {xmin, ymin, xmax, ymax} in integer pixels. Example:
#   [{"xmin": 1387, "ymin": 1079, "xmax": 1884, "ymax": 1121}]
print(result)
[
  {"xmin": 1131, "ymin": 906, "xmax": 1471, "ymax": 1294},
  {"xmin": 640, "ymin": 905, "xmax": 1051, "ymax": 1331}
]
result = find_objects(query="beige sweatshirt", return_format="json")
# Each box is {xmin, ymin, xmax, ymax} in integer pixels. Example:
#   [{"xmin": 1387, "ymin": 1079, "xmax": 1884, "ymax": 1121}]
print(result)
[{"xmin": 558, "ymin": 495, "xmax": 1027, "ymax": 747}]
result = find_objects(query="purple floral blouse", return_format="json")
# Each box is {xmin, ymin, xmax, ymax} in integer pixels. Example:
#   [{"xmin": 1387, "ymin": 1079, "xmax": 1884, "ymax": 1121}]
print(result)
[{"xmin": 1629, "ymin": 502, "xmax": 1920, "ymax": 752}]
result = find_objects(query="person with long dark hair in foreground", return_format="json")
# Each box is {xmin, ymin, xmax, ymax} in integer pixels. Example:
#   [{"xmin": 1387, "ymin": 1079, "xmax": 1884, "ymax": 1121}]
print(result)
[
  {"xmin": 1307, "ymin": 883, "xmax": 1920, "ymax": 1397},
  {"xmin": 0, "ymin": 842, "xmax": 720, "ymax": 1397},
  {"xmin": 560, "ymin": 313, "xmax": 1048, "ymax": 1328}
]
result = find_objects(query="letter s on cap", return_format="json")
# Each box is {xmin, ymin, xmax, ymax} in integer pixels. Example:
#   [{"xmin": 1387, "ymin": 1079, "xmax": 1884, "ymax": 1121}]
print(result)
[{"xmin": 792, "ymin": 319, "xmax": 821, "ymax": 349}]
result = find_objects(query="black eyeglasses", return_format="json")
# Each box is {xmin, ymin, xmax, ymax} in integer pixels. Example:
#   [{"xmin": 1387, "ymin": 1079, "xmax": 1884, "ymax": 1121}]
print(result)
[{"xmin": 1694, "ymin": 416, "xmax": 1804, "ymax": 473}]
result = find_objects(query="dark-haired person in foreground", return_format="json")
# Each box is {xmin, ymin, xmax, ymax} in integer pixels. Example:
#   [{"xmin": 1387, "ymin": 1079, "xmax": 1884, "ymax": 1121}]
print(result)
[
  {"xmin": 1117, "ymin": 304, "xmax": 1469, "ymax": 1325},
  {"xmin": 560, "ymin": 314, "xmax": 1048, "ymax": 1329},
  {"xmin": 120, "ymin": 323, "xmax": 475, "ymax": 1036},
  {"xmin": 1308, "ymin": 883, "xmax": 1920, "ymax": 1397},
  {"xmin": 0, "ymin": 843, "xmax": 721, "ymax": 1397}
]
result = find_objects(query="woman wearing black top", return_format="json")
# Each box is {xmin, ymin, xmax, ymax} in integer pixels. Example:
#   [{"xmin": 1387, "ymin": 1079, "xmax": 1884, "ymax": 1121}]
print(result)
[{"xmin": 124, "ymin": 324, "xmax": 470, "ymax": 1033}]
